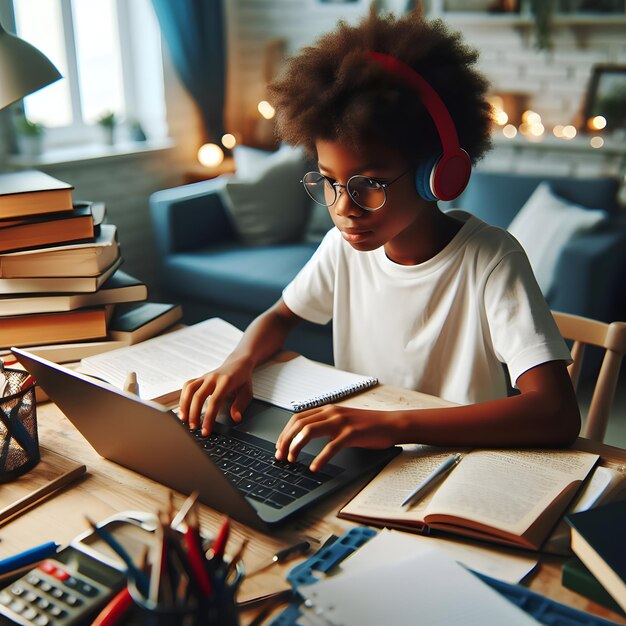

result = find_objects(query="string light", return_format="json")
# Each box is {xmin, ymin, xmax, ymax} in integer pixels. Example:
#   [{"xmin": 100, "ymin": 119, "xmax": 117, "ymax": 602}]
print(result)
[
  {"xmin": 562, "ymin": 125, "xmax": 577, "ymax": 140},
  {"xmin": 503, "ymin": 124, "xmax": 517, "ymax": 138},
  {"xmin": 222, "ymin": 133, "xmax": 237, "ymax": 149},
  {"xmin": 197, "ymin": 143, "xmax": 224, "ymax": 168},
  {"xmin": 553, "ymin": 125, "xmax": 564, "ymax": 138},
  {"xmin": 588, "ymin": 115, "xmax": 607, "ymax": 131},
  {"xmin": 590, "ymin": 136, "xmax": 604, "ymax": 148},
  {"xmin": 522, "ymin": 110, "xmax": 541, "ymax": 125},
  {"xmin": 258, "ymin": 101, "xmax": 275, "ymax": 120}
]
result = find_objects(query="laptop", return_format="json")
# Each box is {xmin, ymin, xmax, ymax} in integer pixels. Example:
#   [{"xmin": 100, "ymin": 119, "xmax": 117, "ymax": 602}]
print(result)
[{"xmin": 13, "ymin": 348, "xmax": 400, "ymax": 532}]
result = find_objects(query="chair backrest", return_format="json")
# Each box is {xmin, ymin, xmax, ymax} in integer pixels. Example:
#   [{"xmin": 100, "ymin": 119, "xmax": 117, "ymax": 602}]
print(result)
[{"xmin": 552, "ymin": 311, "xmax": 626, "ymax": 442}]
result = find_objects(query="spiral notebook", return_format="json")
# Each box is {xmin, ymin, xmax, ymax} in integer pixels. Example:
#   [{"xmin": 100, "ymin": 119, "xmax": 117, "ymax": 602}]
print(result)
[
  {"xmin": 253, "ymin": 356, "xmax": 378, "ymax": 412},
  {"xmin": 79, "ymin": 317, "xmax": 378, "ymax": 410}
]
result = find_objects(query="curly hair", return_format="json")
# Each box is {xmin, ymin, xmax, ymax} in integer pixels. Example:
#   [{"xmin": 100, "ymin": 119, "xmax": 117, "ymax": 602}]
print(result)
[{"xmin": 268, "ymin": 7, "xmax": 492, "ymax": 166}]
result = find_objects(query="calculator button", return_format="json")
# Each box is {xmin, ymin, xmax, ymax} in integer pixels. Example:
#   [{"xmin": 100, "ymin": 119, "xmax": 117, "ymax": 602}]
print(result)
[
  {"xmin": 47, "ymin": 605, "xmax": 66, "ymax": 618},
  {"xmin": 64, "ymin": 577, "xmax": 78, "ymax": 589},
  {"xmin": 50, "ymin": 587, "xmax": 64, "ymax": 599},
  {"xmin": 39, "ymin": 561, "xmax": 56, "ymax": 575},
  {"xmin": 36, "ymin": 597, "xmax": 51, "ymax": 610},
  {"xmin": 79, "ymin": 582, "xmax": 98, "ymax": 597},
  {"xmin": 24, "ymin": 591, "xmax": 38, "ymax": 603},
  {"xmin": 10, "ymin": 584, "xmax": 26, "ymax": 596},
  {"xmin": 26, "ymin": 574, "xmax": 41, "ymax": 586},
  {"xmin": 8, "ymin": 599, "xmax": 26, "ymax": 613},
  {"xmin": 22, "ymin": 606, "xmax": 37, "ymax": 620},
  {"xmin": 52, "ymin": 568, "xmax": 70, "ymax": 582},
  {"xmin": 64, "ymin": 594, "xmax": 82, "ymax": 607},
  {"xmin": 0, "ymin": 591, "xmax": 11, "ymax": 604},
  {"xmin": 39, "ymin": 581, "xmax": 52, "ymax": 593},
  {"xmin": 34, "ymin": 615, "xmax": 50, "ymax": 626}
]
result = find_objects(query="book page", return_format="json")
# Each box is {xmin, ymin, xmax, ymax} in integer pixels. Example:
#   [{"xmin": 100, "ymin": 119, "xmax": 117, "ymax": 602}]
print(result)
[
  {"xmin": 252, "ymin": 356, "xmax": 377, "ymax": 411},
  {"xmin": 79, "ymin": 318, "xmax": 243, "ymax": 400},
  {"xmin": 339, "ymin": 446, "xmax": 459, "ymax": 523},
  {"xmin": 425, "ymin": 450, "xmax": 599, "ymax": 537}
]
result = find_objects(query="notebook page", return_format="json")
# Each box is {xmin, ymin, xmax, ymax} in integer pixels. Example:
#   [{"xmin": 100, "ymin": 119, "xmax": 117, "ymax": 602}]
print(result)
[{"xmin": 252, "ymin": 356, "xmax": 377, "ymax": 411}]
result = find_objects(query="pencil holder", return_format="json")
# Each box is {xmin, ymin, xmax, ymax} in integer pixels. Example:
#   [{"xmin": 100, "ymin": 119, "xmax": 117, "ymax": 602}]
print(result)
[
  {"xmin": 128, "ymin": 559, "xmax": 243, "ymax": 626},
  {"xmin": 0, "ymin": 366, "xmax": 39, "ymax": 483}
]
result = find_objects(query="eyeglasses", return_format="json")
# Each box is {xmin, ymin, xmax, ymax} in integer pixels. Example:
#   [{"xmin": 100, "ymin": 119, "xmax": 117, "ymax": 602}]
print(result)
[{"xmin": 301, "ymin": 168, "xmax": 411, "ymax": 211}]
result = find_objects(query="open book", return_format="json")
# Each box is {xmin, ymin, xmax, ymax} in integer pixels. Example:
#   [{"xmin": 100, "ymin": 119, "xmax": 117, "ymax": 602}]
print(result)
[
  {"xmin": 338, "ymin": 447, "xmax": 599, "ymax": 550},
  {"xmin": 78, "ymin": 317, "xmax": 377, "ymax": 411}
]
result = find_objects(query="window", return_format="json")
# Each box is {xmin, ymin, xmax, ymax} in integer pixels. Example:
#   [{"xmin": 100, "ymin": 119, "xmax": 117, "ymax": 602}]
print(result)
[{"xmin": 6, "ymin": 0, "xmax": 167, "ymax": 149}]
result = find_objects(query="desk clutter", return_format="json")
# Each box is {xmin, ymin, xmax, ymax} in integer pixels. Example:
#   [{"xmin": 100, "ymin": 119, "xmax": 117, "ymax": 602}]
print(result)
[
  {"xmin": 0, "ymin": 169, "xmax": 182, "ymax": 365},
  {"xmin": 0, "ymin": 493, "xmax": 244, "ymax": 625}
]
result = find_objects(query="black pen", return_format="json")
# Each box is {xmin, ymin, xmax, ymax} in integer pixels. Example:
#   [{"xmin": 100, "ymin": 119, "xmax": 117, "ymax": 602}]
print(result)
[
  {"xmin": 273, "ymin": 540, "xmax": 310, "ymax": 564},
  {"xmin": 246, "ymin": 540, "xmax": 311, "ymax": 577}
]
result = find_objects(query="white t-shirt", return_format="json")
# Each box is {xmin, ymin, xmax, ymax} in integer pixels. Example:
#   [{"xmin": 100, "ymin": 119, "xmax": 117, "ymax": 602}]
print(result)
[{"xmin": 282, "ymin": 211, "xmax": 571, "ymax": 406}]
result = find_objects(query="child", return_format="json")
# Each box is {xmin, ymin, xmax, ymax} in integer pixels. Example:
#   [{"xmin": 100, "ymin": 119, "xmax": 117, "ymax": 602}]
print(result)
[{"xmin": 179, "ymin": 8, "xmax": 580, "ymax": 472}]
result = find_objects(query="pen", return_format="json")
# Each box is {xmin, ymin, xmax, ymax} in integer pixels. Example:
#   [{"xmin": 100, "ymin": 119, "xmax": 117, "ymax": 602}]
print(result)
[
  {"xmin": 0, "ymin": 541, "xmax": 60, "ymax": 576},
  {"xmin": 401, "ymin": 453, "xmax": 462, "ymax": 508},
  {"xmin": 211, "ymin": 516, "xmax": 230, "ymax": 563},
  {"xmin": 85, "ymin": 516, "xmax": 150, "ymax": 594}
]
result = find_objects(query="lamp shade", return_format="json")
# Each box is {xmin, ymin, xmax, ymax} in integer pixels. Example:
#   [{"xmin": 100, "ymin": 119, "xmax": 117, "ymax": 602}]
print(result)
[{"xmin": 0, "ymin": 22, "xmax": 62, "ymax": 110}]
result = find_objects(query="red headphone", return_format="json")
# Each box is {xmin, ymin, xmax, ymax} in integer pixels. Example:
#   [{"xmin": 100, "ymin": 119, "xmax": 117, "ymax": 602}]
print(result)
[{"xmin": 366, "ymin": 51, "xmax": 471, "ymax": 202}]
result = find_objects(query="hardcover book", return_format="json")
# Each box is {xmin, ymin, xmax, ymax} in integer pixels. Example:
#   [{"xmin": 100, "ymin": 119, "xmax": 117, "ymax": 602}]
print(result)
[
  {"xmin": 0, "ymin": 269, "xmax": 147, "ymax": 316},
  {"xmin": 0, "ymin": 256, "xmax": 122, "ymax": 295},
  {"xmin": 338, "ymin": 446, "xmax": 599, "ymax": 550},
  {"xmin": 562, "ymin": 557, "xmax": 625, "ymax": 614},
  {"xmin": 107, "ymin": 302, "xmax": 183, "ymax": 344},
  {"xmin": 566, "ymin": 499, "xmax": 626, "ymax": 612},
  {"xmin": 0, "ymin": 224, "xmax": 119, "ymax": 278},
  {"xmin": 1, "ymin": 307, "xmax": 108, "ymax": 349},
  {"xmin": 0, "ymin": 203, "xmax": 95, "ymax": 254},
  {"xmin": 0, "ymin": 170, "xmax": 73, "ymax": 219}
]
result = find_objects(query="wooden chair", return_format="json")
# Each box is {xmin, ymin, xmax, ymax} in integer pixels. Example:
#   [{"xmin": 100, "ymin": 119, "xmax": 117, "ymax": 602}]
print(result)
[{"xmin": 552, "ymin": 311, "xmax": 626, "ymax": 442}]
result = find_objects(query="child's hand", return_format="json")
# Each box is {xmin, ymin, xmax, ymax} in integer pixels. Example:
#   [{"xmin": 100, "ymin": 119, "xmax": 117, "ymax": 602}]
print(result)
[
  {"xmin": 275, "ymin": 405, "xmax": 399, "ymax": 471},
  {"xmin": 178, "ymin": 356, "xmax": 254, "ymax": 435}
]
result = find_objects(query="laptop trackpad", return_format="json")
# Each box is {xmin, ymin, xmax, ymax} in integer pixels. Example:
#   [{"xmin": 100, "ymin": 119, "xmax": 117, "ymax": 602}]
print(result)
[{"xmin": 226, "ymin": 400, "xmax": 328, "ymax": 455}]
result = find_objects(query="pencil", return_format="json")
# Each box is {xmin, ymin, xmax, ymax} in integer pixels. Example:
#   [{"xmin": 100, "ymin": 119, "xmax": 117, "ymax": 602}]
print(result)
[{"xmin": 0, "ymin": 464, "xmax": 86, "ymax": 526}]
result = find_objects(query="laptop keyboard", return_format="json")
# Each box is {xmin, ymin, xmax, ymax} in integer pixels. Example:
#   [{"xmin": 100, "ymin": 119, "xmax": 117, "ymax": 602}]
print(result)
[{"xmin": 190, "ymin": 431, "xmax": 342, "ymax": 510}]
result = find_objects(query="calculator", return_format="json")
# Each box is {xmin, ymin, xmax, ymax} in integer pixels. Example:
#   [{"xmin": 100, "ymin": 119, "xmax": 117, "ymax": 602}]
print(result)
[
  {"xmin": 0, "ymin": 511, "xmax": 157, "ymax": 626},
  {"xmin": 0, "ymin": 545, "xmax": 124, "ymax": 625}
]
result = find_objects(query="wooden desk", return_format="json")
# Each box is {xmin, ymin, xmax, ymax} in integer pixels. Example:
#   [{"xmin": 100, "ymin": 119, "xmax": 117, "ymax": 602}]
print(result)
[{"xmin": 1, "ymin": 385, "xmax": 625, "ymax": 625}]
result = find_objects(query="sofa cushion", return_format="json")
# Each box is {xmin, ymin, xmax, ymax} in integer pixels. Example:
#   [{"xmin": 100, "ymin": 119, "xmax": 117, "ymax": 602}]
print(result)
[
  {"xmin": 456, "ymin": 172, "xmax": 620, "ymax": 228},
  {"xmin": 508, "ymin": 182, "xmax": 607, "ymax": 297},
  {"xmin": 164, "ymin": 243, "xmax": 319, "ymax": 314},
  {"xmin": 223, "ymin": 145, "xmax": 312, "ymax": 246}
]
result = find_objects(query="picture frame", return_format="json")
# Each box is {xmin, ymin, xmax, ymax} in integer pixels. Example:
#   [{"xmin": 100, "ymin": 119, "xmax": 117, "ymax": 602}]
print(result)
[{"xmin": 580, "ymin": 64, "xmax": 626, "ymax": 133}]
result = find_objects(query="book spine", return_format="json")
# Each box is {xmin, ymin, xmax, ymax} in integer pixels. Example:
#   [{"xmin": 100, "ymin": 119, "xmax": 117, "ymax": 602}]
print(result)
[{"xmin": 290, "ymin": 378, "xmax": 378, "ymax": 412}]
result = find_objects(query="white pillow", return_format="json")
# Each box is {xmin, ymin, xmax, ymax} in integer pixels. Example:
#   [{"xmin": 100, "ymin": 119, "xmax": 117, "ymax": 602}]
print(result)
[
  {"xmin": 508, "ymin": 182, "xmax": 607, "ymax": 297},
  {"xmin": 223, "ymin": 145, "xmax": 312, "ymax": 246},
  {"xmin": 232, "ymin": 144, "xmax": 285, "ymax": 179}
]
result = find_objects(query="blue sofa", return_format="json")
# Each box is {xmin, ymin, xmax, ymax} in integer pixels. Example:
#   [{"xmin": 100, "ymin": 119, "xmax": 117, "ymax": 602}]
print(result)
[{"xmin": 150, "ymin": 171, "xmax": 626, "ymax": 366}]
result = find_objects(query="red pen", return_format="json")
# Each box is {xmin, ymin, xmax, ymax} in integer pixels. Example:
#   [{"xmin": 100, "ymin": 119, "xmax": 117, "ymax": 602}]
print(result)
[
  {"xmin": 91, "ymin": 587, "xmax": 133, "ymax": 626},
  {"xmin": 183, "ymin": 524, "xmax": 213, "ymax": 597},
  {"xmin": 211, "ymin": 516, "xmax": 230, "ymax": 563}
]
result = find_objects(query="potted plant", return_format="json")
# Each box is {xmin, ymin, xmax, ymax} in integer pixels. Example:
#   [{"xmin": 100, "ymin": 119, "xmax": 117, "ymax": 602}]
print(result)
[
  {"xmin": 97, "ymin": 110, "xmax": 117, "ymax": 145},
  {"xmin": 15, "ymin": 117, "xmax": 44, "ymax": 157}
]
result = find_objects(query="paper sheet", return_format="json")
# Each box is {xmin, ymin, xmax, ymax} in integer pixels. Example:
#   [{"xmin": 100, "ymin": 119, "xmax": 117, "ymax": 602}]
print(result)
[
  {"xmin": 339, "ymin": 528, "xmax": 537, "ymax": 584},
  {"xmin": 298, "ymin": 546, "xmax": 540, "ymax": 626}
]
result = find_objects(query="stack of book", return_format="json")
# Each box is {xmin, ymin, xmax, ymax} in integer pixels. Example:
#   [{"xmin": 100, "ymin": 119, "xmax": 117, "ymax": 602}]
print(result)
[{"xmin": 0, "ymin": 170, "xmax": 182, "ymax": 363}]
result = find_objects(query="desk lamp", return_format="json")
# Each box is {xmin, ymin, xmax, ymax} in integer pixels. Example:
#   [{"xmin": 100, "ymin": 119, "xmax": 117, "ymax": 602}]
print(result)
[{"xmin": 0, "ymin": 21, "xmax": 61, "ymax": 110}]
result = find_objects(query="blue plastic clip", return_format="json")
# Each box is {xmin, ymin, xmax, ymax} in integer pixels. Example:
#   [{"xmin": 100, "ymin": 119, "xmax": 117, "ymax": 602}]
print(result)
[{"xmin": 269, "ymin": 526, "xmax": 378, "ymax": 626}]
